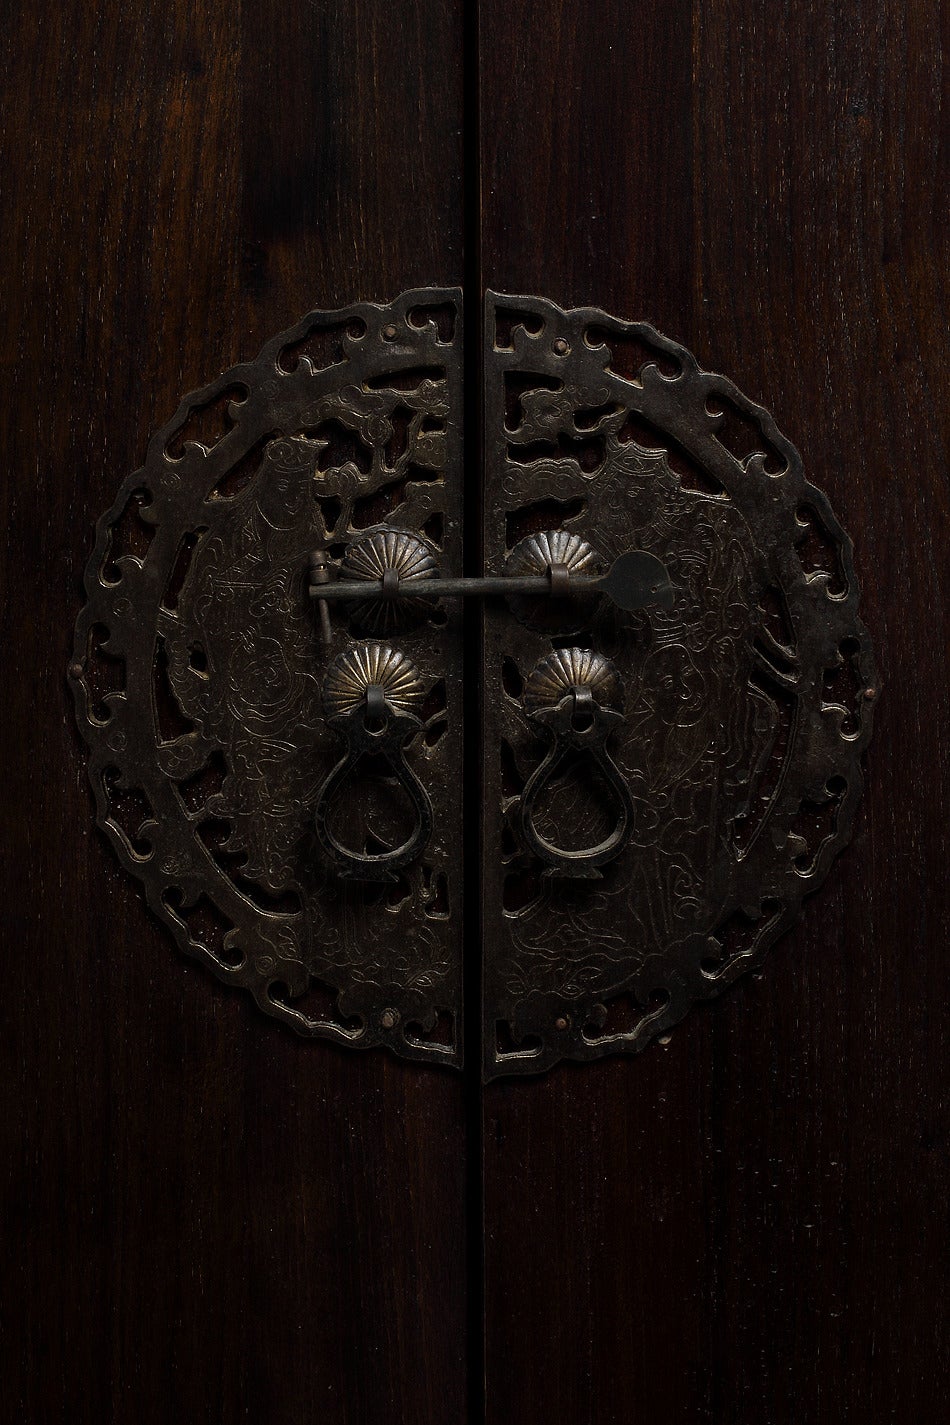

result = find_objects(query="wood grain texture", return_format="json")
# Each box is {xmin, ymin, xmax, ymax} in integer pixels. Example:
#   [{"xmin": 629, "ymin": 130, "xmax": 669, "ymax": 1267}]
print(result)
[
  {"xmin": 0, "ymin": 3, "xmax": 467, "ymax": 1422},
  {"xmin": 2, "ymin": 2, "xmax": 947, "ymax": 1420},
  {"xmin": 478, "ymin": 1, "xmax": 948, "ymax": 1421}
]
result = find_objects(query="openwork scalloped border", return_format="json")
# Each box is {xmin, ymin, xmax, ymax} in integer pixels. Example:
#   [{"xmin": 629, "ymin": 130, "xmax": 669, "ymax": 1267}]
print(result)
[
  {"xmin": 482, "ymin": 293, "xmax": 879, "ymax": 1077},
  {"xmin": 68, "ymin": 288, "xmax": 877, "ymax": 1077},
  {"xmin": 69, "ymin": 289, "xmax": 464, "ymax": 1065}
]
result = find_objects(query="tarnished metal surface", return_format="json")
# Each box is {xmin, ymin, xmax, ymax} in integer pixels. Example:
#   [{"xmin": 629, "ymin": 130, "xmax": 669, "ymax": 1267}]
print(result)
[
  {"xmin": 481, "ymin": 293, "xmax": 877, "ymax": 1078},
  {"xmin": 70, "ymin": 289, "xmax": 464, "ymax": 1066},
  {"xmin": 70, "ymin": 288, "xmax": 877, "ymax": 1077}
]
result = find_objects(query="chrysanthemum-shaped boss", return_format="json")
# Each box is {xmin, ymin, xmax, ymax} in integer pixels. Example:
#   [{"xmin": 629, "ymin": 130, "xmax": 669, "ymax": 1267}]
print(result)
[
  {"xmin": 505, "ymin": 530, "xmax": 605, "ymax": 632},
  {"xmin": 322, "ymin": 641, "xmax": 427, "ymax": 719},
  {"xmin": 523, "ymin": 647, "xmax": 624, "ymax": 713},
  {"xmin": 343, "ymin": 530, "xmax": 438, "ymax": 634}
]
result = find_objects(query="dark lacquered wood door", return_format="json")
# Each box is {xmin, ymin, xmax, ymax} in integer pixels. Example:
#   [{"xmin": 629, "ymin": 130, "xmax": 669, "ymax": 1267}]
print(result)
[
  {"xmin": 1, "ymin": 5, "xmax": 469, "ymax": 1422},
  {"xmin": 476, "ymin": 4, "xmax": 948, "ymax": 1421},
  {"xmin": 2, "ymin": 3, "xmax": 946, "ymax": 1423}
]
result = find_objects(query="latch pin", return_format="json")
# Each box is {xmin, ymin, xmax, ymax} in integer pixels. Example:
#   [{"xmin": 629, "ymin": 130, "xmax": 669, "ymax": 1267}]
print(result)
[{"xmin": 308, "ymin": 540, "xmax": 674, "ymax": 642}]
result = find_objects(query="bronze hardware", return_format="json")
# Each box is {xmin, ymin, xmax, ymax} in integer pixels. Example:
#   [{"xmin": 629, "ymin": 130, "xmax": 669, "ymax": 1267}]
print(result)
[
  {"xmin": 308, "ymin": 527, "xmax": 675, "ymax": 640},
  {"xmin": 69, "ymin": 287, "xmax": 878, "ymax": 1076},
  {"xmin": 480, "ymin": 293, "xmax": 877, "ymax": 1077},
  {"xmin": 70, "ymin": 290, "xmax": 465, "ymax": 1065}
]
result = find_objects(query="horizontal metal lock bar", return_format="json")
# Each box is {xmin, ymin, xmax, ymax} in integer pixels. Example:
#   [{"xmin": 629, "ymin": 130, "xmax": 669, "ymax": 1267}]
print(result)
[{"xmin": 308, "ymin": 545, "xmax": 675, "ymax": 628}]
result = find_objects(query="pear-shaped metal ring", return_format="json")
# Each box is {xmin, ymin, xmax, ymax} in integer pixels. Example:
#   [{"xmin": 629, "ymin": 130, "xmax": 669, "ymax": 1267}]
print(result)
[
  {"xmin": 315, "ymin": 644, "xmax": 433, "ymax": 882},
  {"xmin": 519, "ymin": 649, "xmax": 633, "ymax": 879}
]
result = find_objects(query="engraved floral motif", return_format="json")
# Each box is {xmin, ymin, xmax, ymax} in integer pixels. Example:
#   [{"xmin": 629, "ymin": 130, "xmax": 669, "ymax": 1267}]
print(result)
[
  {"xmin": 70, "ymin": 290, "xmax": 464, "ymax": 1065},
  {"xmin": 482, "ymin": 293, "xmax": 877, "ymax": 1077}
]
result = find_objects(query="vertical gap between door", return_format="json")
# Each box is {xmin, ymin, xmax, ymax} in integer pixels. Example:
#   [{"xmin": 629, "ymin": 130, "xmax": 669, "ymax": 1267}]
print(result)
[{"xmin": 461, "ymin": 0, "xmax": 485, "ymax": 1415}]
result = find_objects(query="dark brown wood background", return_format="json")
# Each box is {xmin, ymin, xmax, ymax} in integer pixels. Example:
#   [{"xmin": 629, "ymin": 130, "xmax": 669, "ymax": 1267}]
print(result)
[
  {"xmin": 0, "ymin": 3, "xmax": 469, "ymax": 1421},
  {"xmin": 478, "ymin": 2, "xmax": 949, "ymax": 1422},
  {"xmin": 2, "ymin": 1, "xmax": 947, "ymax": 1422}
]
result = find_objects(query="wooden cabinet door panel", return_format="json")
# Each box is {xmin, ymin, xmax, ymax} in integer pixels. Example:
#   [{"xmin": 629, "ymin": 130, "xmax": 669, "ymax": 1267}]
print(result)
[
  {"xmin": 0, "ymin": 4, "xmax": 469, "ymax": 1421},
  {"xmin": 2, "ymin": 3, "xmax": 946, "ymax": 1423},
  {"xmin": 477, "ymin": 3, "xmax": 948, "ymax": 1422}
]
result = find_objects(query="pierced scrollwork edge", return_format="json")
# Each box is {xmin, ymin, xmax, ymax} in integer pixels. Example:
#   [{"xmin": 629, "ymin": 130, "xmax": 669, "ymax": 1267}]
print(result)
[
  {"xmin": 68, "ymin": 288, "xmax": 464, "ymax": 1066},
  {"xmin": 483, "ymin": 293, "xmax": 880, "ymax": 1079}
]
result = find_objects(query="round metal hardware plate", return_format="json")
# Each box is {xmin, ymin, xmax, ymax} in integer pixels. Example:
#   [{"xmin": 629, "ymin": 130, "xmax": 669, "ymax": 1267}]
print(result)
[
  {"xmin": 505, "ymin": 530, "xmax": 605, "ymax": 633},
  {"xmin": 69, "ymin": 289, "xmax": 465, "ymax": 1065},
  {"xmin": 68, "ymin": 287, "xmax": 877, "ymax": 1077},
  {"xmin": 480, "ymin": 292, "xmax": 878, "ymax": 1077}
]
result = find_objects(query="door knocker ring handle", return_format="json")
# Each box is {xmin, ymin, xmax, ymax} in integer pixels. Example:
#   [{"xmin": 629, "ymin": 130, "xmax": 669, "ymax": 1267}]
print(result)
[
  {"xmin": 314, "ymin": 644, "xmax": 433, "ymax": 882},
  {"xmin": 519, "ymin": 649, "xmax": 634, "ymax": 879}
]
